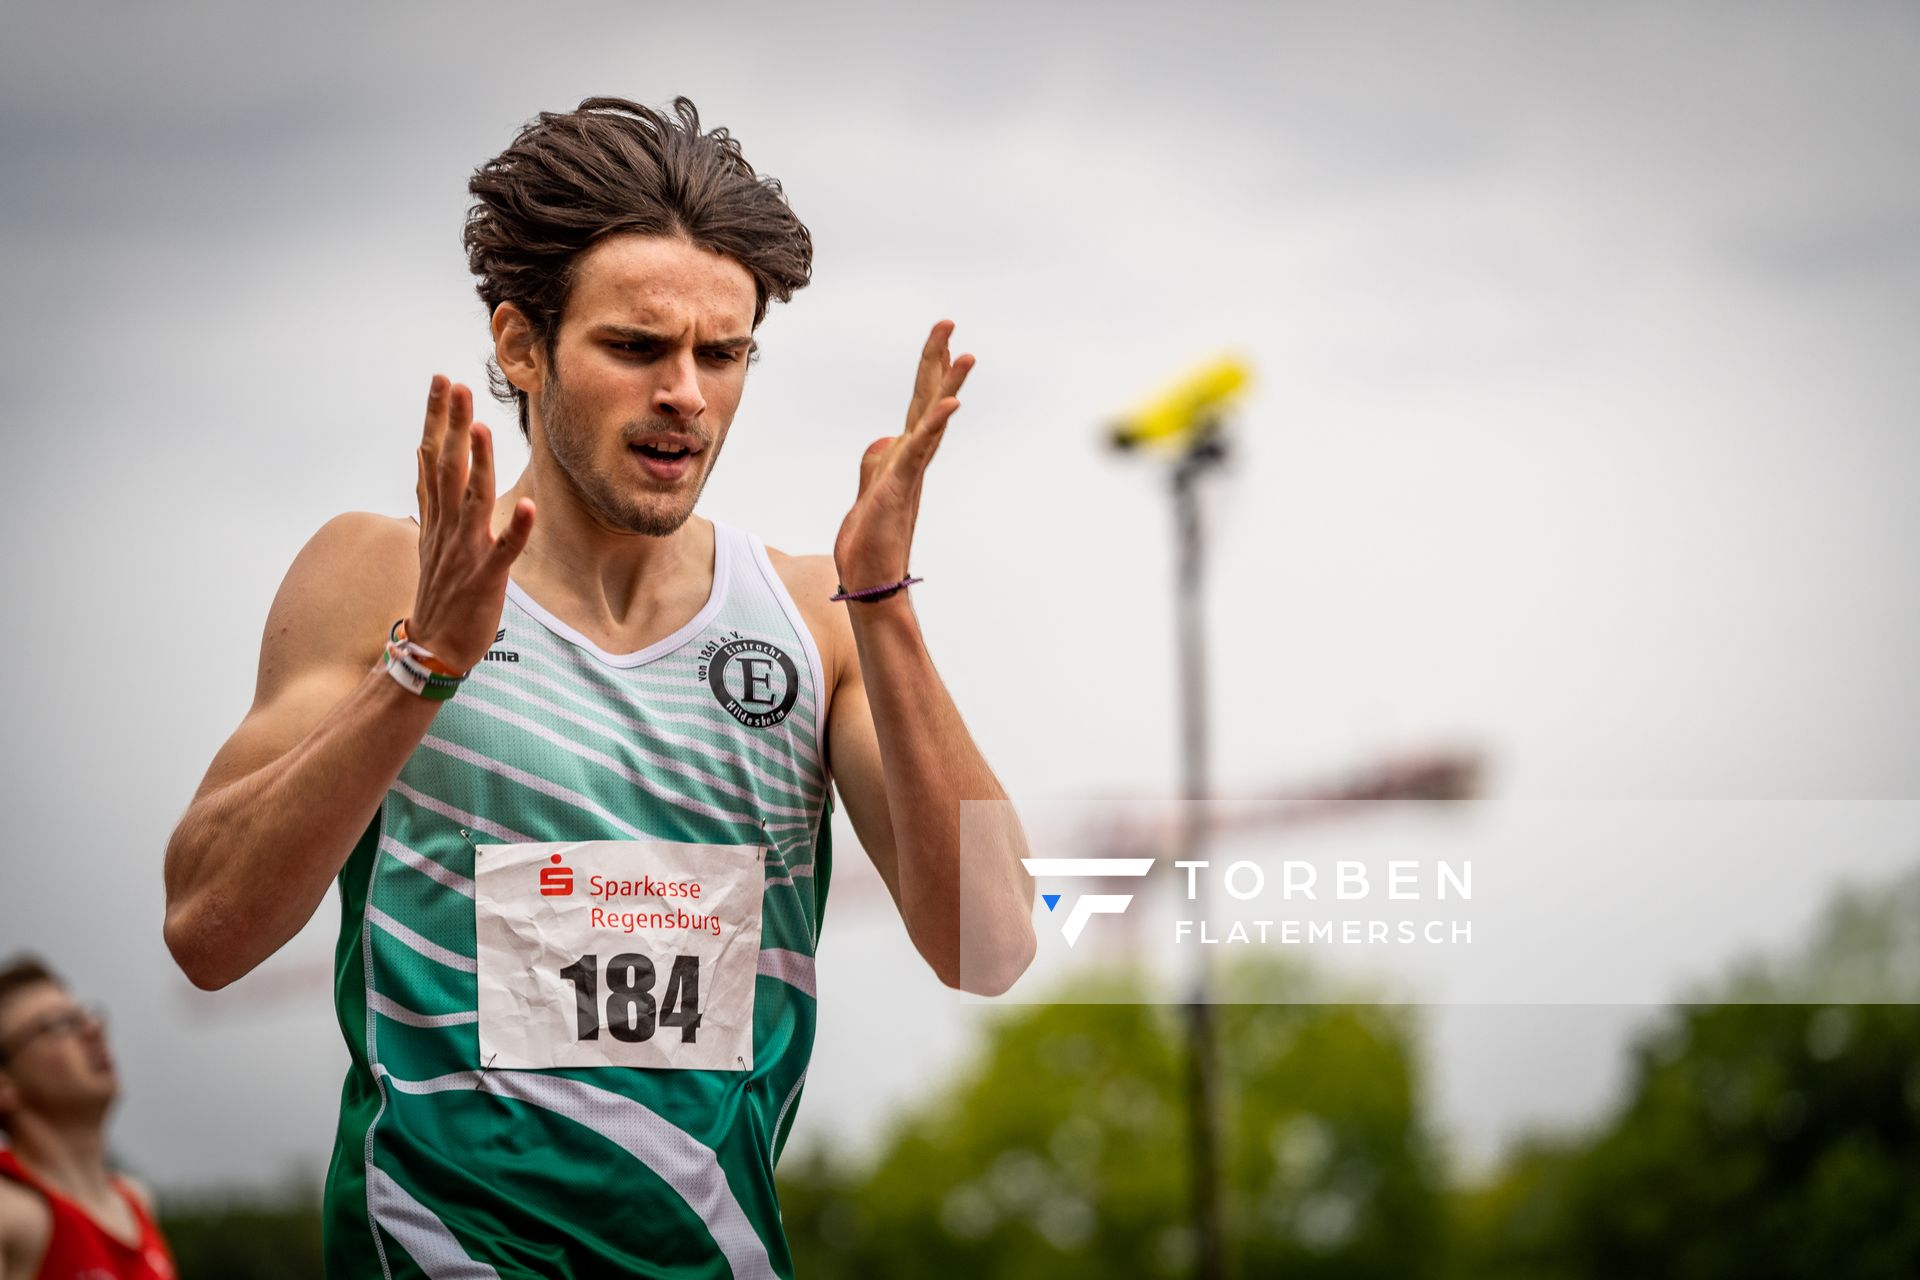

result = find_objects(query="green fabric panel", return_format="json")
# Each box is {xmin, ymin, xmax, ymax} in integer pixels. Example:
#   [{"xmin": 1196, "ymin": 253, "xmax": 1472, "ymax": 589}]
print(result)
[{"xmin": 325, "ymin": 521, "xmax": 830, "ymax": 1277}]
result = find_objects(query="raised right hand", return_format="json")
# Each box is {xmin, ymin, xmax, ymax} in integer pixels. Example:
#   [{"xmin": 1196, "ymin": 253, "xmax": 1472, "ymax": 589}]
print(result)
[{"xmin": 408, "ymin": 375, "xmax": 535, "ymax": 672}]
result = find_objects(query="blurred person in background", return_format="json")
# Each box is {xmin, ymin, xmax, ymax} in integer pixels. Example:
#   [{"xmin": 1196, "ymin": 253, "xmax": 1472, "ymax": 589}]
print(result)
[{"xmin": 0, "ymin": 956, "xmax": 176, "ymax": 1279}]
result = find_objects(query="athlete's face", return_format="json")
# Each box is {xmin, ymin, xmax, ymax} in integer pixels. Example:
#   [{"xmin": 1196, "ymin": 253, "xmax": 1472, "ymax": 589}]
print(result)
[
  {"xmin": 0, "ymin": 982, "xmax": 117, "ymax": 1127},
  {"xmin": 532, "ymin": 234, "xmax": 758, "ymax": 537}
]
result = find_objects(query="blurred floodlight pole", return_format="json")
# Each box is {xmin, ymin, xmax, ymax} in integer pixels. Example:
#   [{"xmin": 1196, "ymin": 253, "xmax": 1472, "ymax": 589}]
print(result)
[{"xmin": 1109, "ymin": 355, "xmax": 1253, "ymax": 1280}]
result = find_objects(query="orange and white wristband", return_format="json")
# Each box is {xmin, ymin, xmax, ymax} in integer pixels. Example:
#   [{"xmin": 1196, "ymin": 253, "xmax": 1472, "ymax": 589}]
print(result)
[{"xmin": 382, "ymin": 619, "xmax": 467, "ymax": 701}]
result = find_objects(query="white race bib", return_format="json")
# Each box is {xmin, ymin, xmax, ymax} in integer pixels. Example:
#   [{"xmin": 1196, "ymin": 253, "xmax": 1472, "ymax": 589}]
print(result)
[{"xmin": 474, "ymin": 839, "xmax": 766, "ymax": 1072}]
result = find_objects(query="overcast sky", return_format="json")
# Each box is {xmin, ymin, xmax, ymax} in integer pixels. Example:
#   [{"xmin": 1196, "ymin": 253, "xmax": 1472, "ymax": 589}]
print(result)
[{"xmin": 3, "ymin": 1, "xmax": 1917, "ymax": 1190}]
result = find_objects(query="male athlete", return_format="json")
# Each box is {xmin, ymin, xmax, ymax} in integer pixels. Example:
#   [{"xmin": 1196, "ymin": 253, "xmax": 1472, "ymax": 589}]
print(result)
[
  {"xmin": 162, "ymin": 96, "xmax": 1036, "ymax": 1277},
  {"xmin": 0, "ymin": 957, "xmax": 177, "ymax": 1279}
]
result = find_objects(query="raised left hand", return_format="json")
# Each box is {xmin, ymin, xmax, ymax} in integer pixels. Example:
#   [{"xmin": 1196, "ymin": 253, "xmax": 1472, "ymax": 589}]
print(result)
[{"xmin": 833, "ymin": 319, "xmax": 975, "ymax": 593}]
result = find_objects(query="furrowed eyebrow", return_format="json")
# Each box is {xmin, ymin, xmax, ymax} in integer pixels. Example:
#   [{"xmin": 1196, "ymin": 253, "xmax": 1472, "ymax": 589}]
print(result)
[{"xmin": 597, "ymin": 326, "xmax": 754, "ymax": 353}]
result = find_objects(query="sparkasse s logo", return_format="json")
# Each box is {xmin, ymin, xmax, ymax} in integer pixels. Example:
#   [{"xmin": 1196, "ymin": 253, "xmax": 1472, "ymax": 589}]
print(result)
[
  {"xmin": 540, "ymin": 853, "xmax": 574, "ymax": 897},
  {"xmin": 1021, "ymin": 857, "xmax": 1154, "ymax": 945}
]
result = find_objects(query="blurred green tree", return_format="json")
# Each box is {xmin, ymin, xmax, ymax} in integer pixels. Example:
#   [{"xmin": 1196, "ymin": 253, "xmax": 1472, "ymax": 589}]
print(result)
[
  {"xmin": 1452, "ymin": 869, "xmax": 1920, "ymax": 1280},
  {"xmin": 781, "ymin": 963, "xmax": 1447, "ymax": 1279},
  {"xmin": 157, "ymin": 1185, "xmax": 324, "ymax": 1280}
]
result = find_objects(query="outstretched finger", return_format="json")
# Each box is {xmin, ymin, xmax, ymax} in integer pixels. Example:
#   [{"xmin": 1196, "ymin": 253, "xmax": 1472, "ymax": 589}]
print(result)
[
  {"xmin": 415, "ymin": 446, "xmax": 432, "ymax": 527},
  {"xmin": 485, "ymin": 497, "xmax": 537, "ymax": 573},
  {"xmin": 898, "ymin": 396, "xmax": 963, "ymax": 480},
  {"xmin": 938, "ymin": 352, "xmax": 975, "ymax": 404},
  {"xmin": 919, "ymin": 394, "xmax": 963, "ymax": 442},
  {"xmin": 420, "ymin": 374, "xmax": 450, "ymax": 450},
  {"xmin": 910, "ymin": 354, "xmax": 974, "ymax": 437},
  {"xmin": 466, "ymin": 421, "xmax": 497, "ymax": 515},
  {"xmin": 902, "ymin": 389, "xmax": 966, "ymax": 563},
  {"xmin": 436, "ymin": 383, "xmax": 474, "ymax": 515},
  {"xmin": 906, "ymin": 320, "xmax": 955, "ymax": 431},
  {"xmin": 418, "ymin": 375, "xmax": 449, "ymax": 525}
]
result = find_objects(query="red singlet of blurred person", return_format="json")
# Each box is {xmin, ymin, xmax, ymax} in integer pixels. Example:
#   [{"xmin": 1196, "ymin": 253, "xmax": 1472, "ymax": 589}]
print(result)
[{"xmin": 0, "ymin": 956, "xmax": 175, "ymax": 1280}]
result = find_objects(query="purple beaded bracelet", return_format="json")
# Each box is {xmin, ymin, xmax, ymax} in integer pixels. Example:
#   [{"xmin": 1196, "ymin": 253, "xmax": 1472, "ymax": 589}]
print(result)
[{"xmin": 831, "ymin": 574, "xmax": 923, "ymax": 603}]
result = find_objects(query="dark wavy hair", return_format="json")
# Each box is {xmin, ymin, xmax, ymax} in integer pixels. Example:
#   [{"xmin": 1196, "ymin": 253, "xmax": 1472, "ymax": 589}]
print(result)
[
  {"xmin": 464, "ymin": 96, "xmax": 814, "ymax": 435},
  {"xmin": 0, "ymin": 955, "xmax": 59, "ymax": 1129},
  {"xmin": 0, "ymin": 954, "xmax": 59, "ymax": 1060}
]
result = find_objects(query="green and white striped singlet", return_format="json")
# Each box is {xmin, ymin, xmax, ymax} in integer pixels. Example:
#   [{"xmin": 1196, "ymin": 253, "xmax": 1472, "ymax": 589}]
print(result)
[{"xmin": 322, "ymin": 516, "xmax": 832, "ymax": 1279}]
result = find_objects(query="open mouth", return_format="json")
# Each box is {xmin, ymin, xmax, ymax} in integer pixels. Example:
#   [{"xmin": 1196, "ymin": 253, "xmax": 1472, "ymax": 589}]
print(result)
[{"xmin": 629, "ymin": 439, "xmax": 702, "ymax": 480}]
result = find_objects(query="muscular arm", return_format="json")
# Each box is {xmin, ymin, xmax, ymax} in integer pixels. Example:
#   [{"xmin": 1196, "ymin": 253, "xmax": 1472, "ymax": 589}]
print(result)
[
  {"xmin": 782, "ymin": 555, "xmax": 1035, "ymax": 994},
  {"xmin": 162, "ymin": 513, "xmax": 426, "ymax": 990},
  {"xmin": 165, "ymin": 379, "xmax": 532, "ymax": 990}
]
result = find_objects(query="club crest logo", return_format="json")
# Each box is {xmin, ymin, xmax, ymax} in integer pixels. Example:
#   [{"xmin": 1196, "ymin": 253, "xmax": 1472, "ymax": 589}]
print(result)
[{"xmin": 702, "ymin": 636, "xmax": 799, "ymax": 728}]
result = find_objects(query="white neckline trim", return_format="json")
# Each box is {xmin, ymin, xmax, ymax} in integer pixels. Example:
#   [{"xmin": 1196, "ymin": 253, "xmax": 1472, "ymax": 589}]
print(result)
[{"xmin": 505, "ymin": 519, "xmax": 732, "ymax": 669}]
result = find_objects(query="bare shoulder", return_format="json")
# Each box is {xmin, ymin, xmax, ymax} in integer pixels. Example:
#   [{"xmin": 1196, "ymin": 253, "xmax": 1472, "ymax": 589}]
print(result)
[
  {"xmin": 763, "ymin": 549, "xmax": 848, "ymax": 679},
  {"xmin": 185, "ymin": 511, "xmax": 420, "ymax": 802},
  {"xmin": 301, "ymin": 509, "xmax": 419, "ymax": 564},
  {"xmin": 762, "ymin": 547, "xmax": 839, "ymax": 601},
  {"xmin": 0, "ymin": 1172, "xmax": 46, "ymax": 1221},
  {"xmin": 0, "ymin": 1175, "xmax": 51, "ymax": 1271},
  {"xmin": 280, "ymin": 510, "xmax": 419, "ymax": 618},
  {"xmin": 260, "ymin": 511, "xmax": 420, "ymax": 682}
]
